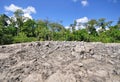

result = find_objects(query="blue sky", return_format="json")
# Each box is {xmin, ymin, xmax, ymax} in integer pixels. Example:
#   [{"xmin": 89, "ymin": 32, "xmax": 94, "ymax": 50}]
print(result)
[{"xmin": 0, "ymin": 0, "xmax": 120, "ymax": 26}]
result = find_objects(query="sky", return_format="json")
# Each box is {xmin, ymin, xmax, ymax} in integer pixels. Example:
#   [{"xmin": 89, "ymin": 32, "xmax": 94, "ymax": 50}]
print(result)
[{"xmin": 0, "ymin": 0, "xmax": 120, "ymax": 27}]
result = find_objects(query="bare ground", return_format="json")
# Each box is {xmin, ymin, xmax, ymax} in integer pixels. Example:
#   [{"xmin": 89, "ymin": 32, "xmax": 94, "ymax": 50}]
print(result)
[{"xmin": 0, "ymin": 41, "xmax": 120, "ymax": 82}]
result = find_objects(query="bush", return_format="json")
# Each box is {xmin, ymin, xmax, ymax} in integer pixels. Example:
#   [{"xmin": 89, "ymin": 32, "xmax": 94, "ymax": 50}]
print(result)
[
  {"xmin": 13, "ymin": 32, "xmax": 37, "ymax": 43},
  {"xmin": 0, "ymin": 34, "xmax": 13, "ymax": 45}
]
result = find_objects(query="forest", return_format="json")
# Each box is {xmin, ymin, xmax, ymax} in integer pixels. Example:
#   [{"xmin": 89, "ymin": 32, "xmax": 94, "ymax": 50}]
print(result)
[{"xmin": 0, "ymin": 9, "xmax": 120, "ymax": 45}]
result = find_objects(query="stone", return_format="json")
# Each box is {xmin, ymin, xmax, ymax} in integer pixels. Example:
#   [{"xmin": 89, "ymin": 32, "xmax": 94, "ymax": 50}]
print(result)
[
  {"xmin": 75, "ymin": 45, "xmax": 85, "ymax": 53},
  {"xmin": 46, "ymin": 72, "xmax": 76, "ymax": 82},
  {"xmin": 0, "ymin": 41, "xmax": 120, "ymax": 82},
  {"xmin": 23, "ymin": 73, "xmax": 43, "ymax": 82}
]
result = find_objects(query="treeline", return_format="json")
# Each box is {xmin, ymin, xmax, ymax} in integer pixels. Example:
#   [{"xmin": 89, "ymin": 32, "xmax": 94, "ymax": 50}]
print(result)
[{"xmin": 0, "ymin": 9, "xmax": 120, "ymax": 45}]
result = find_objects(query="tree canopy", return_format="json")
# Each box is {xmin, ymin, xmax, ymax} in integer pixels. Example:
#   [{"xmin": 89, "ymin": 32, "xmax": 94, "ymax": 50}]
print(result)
[{"xmin": 0, "ymin": 9, "xmax": 120, "ymax": 45}]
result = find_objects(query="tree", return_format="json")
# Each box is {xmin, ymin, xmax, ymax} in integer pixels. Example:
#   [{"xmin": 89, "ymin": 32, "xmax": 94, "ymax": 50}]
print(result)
[
  {"xmin": 108, "ymin": 25, "xmax": 120, "ymax": 42},
  {"xmin": 22, "ymin": 19, "xmax": 36, "ymax": 37},
  {"xmin": 0, "ymin": 14, "xmax": 14, "ymax": 44},
  {"xmin": 87, "ymin": 19, "xmax": 98, "ymax": 36},
  {"xmin": 0, "ymin": 14, "xmax": 10, "ymax": 26},
  {"xmin": 97, "ymin": 18, "xmax": 106, "ymax": 30},
  {"xmin": 14, "ymin": 9, "xmax": 24, "ymax": 34},
  {"xmin": 117, "ymin": 17, "xmax": 120, "ymax": 29},
  {"xmin": 49, "ymin": 22, "xmax": 65, "ymax": 32},
  {"xmin": 70, "ymin": 20, "xmax": 77, "ymax": 32},
  {"xmin": 97, "ymin": 18, "xmax": 112, "ymax": 32},
  {"xmin": 75, "ymin": 29, "xmax": 89, "ymax": 41},
  {"xmin": 117, "ymin": 17, "xmax": 120, "ymax": 25},
  {"xmin": 35, "ymin": 20, "xmax": 51, "ymax": 41}
]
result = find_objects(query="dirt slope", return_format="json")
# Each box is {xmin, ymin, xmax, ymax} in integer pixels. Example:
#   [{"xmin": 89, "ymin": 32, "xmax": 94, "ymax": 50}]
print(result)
[{"xmin": 0, "ymin": 41, "xmax": 120, "ymax": 82}]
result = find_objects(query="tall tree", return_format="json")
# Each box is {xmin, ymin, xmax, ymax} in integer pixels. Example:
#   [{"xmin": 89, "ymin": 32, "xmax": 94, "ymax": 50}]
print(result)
[
  {"xmin": 35, "ymin": 20, "xmax": 50, "ymax": 40},
  {"xmin": 0, "ymin": 14, "xmax": 10, "ymax": 26},
  {"xmin": 22, "ymin": 19, "xmax": 36, "ymax": 37},
  {"xmin": 49, "ymin": 22, "xmax": 65, "ymax": 32},
  {"xmin": 117, "ymin": 17, "xmax": 120, "ymax": 29},
  {"xmin": 70, "ymin": 20, "xmax": 77, "ymax": 32},
  {"xmin": 87, "ymin": 19, "xmax": 98, "ymax": 36},
  {"xmin": 97, "ymin": 18, "xmax": 106, "ymax": 30},
  {"xmin": 14, "ymin": 9, "xmax": 24, "ymax": 34},
  {"xmin": 0, "ymin": 14, "xmax": 14, "ymax": 44}
]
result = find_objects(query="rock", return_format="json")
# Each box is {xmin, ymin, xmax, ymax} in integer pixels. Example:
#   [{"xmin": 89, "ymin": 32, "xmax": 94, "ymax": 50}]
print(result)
[
  {"xmin": 77, "ymin": 63, "xmax": 83, "ymax": 67},
  {"xmin": 75, "ymin": 45, "xmax": 85, "ymax": 53},
  {"xmin": 92, "ymin": 54, "xmax": 102, "ymax": 60},
  {"xmin": 108, "ymin": 60, "xmax": 115, "ymax": 65},
  {"xmin": 95, "ymin": 70, "xmax": 108, "ymax": 77},
  {"xmin": 46, "ymin": 72, "xmax": 76, "ymax": 82},
  {"xmin": 23, "ymin": 73, "xmax": 43, "ymax": 82},
  {"xmin": 0, "ymin": 41, "xmax": 120, "ymax": 82},
  {"xmin": 0, "ymin": 53, "xmax": 11, "ymax": 59},
  {"xmin": 1, "ymin": 46, "xmax": 6, "ymax": 48}
]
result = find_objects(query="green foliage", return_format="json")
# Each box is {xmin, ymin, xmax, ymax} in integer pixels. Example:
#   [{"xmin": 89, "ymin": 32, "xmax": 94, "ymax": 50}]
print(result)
[
  {"xmin": 108, "ymin": 26, "xmax": 120, "ymax": 42},
  {"xmin": 89, "ymin": 36, "xmax": 99, "ymax": 42},
  {"xmin": 74, "ymin": 29, "xmax": 89, "ymax": 41},
  {"xmin": 49, "ymin": 22, "xmax": 65, "ymax": 32},
  {"xmin": 0, "ymin": 11, "xmax": 120, "ymax": 45},
  {"xmin": 99, "ymin": 32, "xmax": 112, "ymax": 43},
  {"xmin": 0, "ymin": 27, "xmax": 13, "ymax": 44},
  {"xmin": 22, "ymin": 19, "xmax": 36, "ymax": 37},
  {"xmin": 87, "ymin": 19, "xmax": 98, "ymax": 36},
  {"xmin": 13, "ymin": 32, "xmax": 36, "ymax": 43},
  {"xmin": 0, "ymin": 25, "xmax": 15, "ymax": 45},
  {"xmin": 1, "ymin": 34, "xmax": 13, "ymax": 44}
]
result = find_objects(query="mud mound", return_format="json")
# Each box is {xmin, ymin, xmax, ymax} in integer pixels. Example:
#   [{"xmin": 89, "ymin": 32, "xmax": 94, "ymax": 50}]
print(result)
[{"xmin": 0, "ymin": 41, "xmax": 120, "ymax": 82}]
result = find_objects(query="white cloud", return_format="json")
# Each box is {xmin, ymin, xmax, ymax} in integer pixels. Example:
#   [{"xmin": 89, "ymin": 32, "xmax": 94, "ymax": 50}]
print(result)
[
  {"xmin": 72, "ymin": 0, "xmax": 89, "ymax": 7},
  {"xmin": 5, "ymin": 4, "xmax": 22, "ymax": 12},
  {"xmin": 65, "ymin": 26, "xmax": 70, "ymax": 29},
  {"xmin": 23, "ymin": 13, "xmax": 32, "ymax": 19},
  {"xmin": 76, "ymin": 17, "xmax": 89, "ymax": 24},
  {"xmin": 4, "ymin": 4, "xmax": 36, "ymax": 19},
  {"xmin": 23, "ymin": 6, "xmax": 36, "ymax": 19},
  {"xmin": 96, "ymin": 27, "xmax": 102, "ymax": 32},
  {"xmin": 81, "ymin": 0, "xmax": 88, "ymax": 7},
  {"xmin": 65, "ymin": 17, "xmax": 89, "ymax": 30},
  {"xmin": 23, "ymin": 6, "xmax": 36, "ymax": 14},
  {"xmin": 6, "ymin": 20, "xmax": 11, "ymax": 25},
  {"xmin": 76, "ymin": 17, "xmax": 89, "ymax": 29},
  {"xmin": 96, "ymin": 26, "xmax": 110, "ymax": 32}
]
